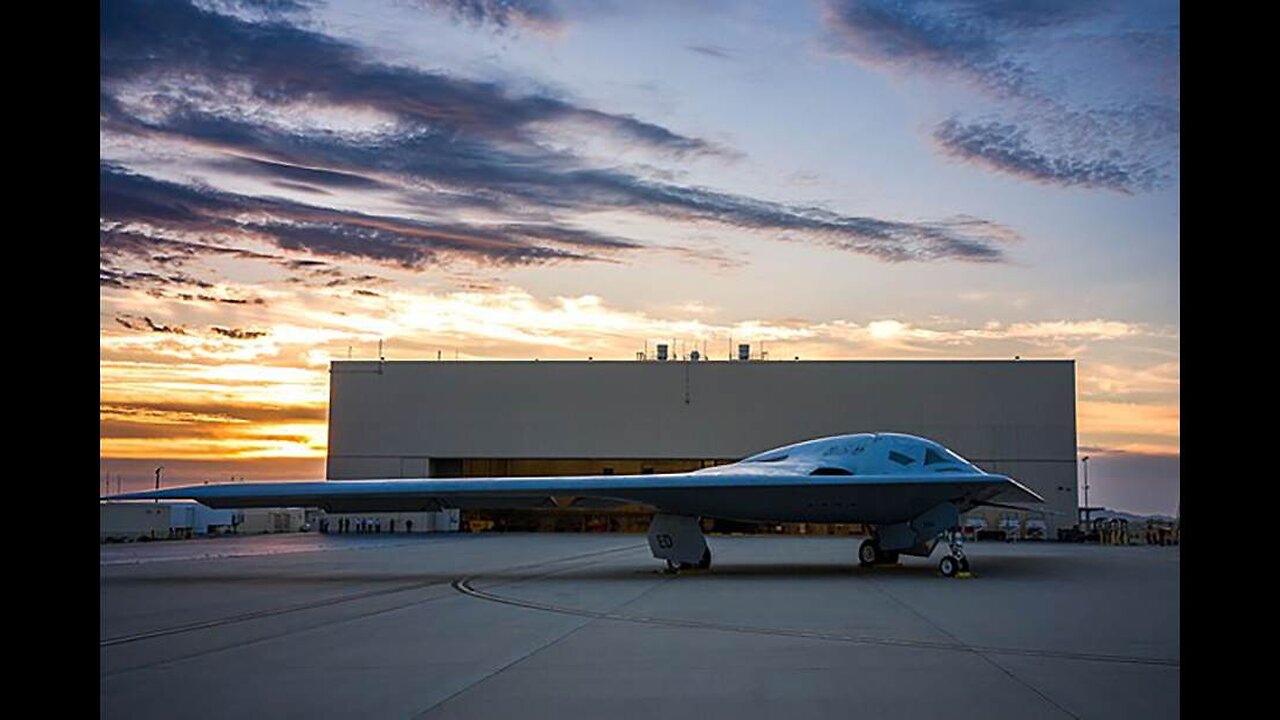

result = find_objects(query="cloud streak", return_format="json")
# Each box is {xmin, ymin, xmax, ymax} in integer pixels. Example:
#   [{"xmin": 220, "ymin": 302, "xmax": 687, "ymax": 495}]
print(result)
[
  {"xmin": 934, "ymin": 117, "xmax": 1162, "ymax": 193},
  {"xmin": 116, "ymin": 315, "xmax": 188, "ymax": 335},
  {"xmin": 211, "ymin": 326, "xmax": 270, "ymax": 340},
  {"xmin": 412, "ymin": 0, "xmax": 565, "ymax": 35},
  {"xmin": 822, "ymin": 0, "xmax": 1178, "ymax": 193},
  {"xmin": 102, "ymin": 0, "xmax": 709, "ymax": 155},
  {"xmin": 824, "ymin": 0, "xmax": 1097, "ymax": 95},
  {"xmin": 100, "ymin": 165, "xmax": 632, "ymax": 268},
  {"xmin": 100, "ymin": 0, "xmax": 1015, "ymax": 266}
]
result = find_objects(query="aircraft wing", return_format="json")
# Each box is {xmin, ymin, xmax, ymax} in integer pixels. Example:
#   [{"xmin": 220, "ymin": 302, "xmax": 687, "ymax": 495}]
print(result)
[
  {"xmin": 104, "ymin": 467, "xmax": 1042, "ymax": 521},
  {"xmin": 106, "ymin": 475, "xmax": 688, "ymax": 513}
]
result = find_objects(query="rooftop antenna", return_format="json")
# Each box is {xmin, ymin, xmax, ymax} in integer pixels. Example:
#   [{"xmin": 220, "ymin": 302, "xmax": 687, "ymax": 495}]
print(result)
[
  {"xmin": 347, "ymin": 345, "xmax": 352, "ymax": 359},
  {"xmin": 378, "ymin": 339, "xmax": 384, "ymax": 361},
  {"xmin": 154, "ymin": 466, "xmax": 164, "ymax": 503},
  {"xmin": 437, "ymin": 350, "xmax": 442, "ymax": 361}
]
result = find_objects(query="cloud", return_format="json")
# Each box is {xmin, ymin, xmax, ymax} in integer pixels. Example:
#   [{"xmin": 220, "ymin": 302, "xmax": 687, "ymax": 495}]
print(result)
[
  {"xmin": 206, "ymin": 0, "xmax": 313, "ymax": 16},
  {"xmin": 215, "ymin": 157, "xmax": 390, "ymax": 192},
  {"xmin": 116, "ymin": 315, "xmax": 188, "ymax": 334},
  {"xmin": 823, "ymin": 0, "xmax": 1096, "ymax": 95},
  {"xmin": 1079, "ymin": 360, "xmax": 1178, "ymax": 404},
  {"xmin": 100, "ymin": 0, "xmax": 1016, "ymax": 265},
  {"xmin": 687, "ymin": 44, "xmax": 737, "ymax": 60},
  {"xmin": 164, "ymin": 291, "xmax": 267, "ymax": 306},
  {"xmin": 934, "ymin": 117, "xmax": 1164, "ymax": 193},
  {"xmin": 102, "ymin": 400, "xmax": 326, "ymax": 425},
  {"xmin": 100, "ymin": 165, "xmax": 633, "ymax": 268},
  {"xmin": 1078, "ymin": 399, "xmax": 1179, "ymax": 446},
  {"xmin": 412, "ymin": 0, "xmax": 565, "ymax": 35},
  {"xmin": 211, "ymin": 326, "xmax": 270, "ymax": 340},
  {"xmin": 101, "ymin": 266, "xmax": 216, "ymax": 290},
  {"xmin": 822, "ymin": 0, "xmax": 1178, "ymax": 193},
  {"xmin": 102, "ymin": 0, "xmax": 704, "ymax": 155}
]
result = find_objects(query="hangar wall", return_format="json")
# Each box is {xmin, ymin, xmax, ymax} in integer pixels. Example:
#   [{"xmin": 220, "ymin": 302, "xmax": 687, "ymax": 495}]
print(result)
[{"xmin": 326, "ymin": 359, "xmax": 1079, "ymax": 532}]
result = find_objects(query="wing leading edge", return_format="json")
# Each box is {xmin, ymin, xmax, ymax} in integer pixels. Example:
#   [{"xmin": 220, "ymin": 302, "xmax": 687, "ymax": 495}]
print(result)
[{"xmin": 104, "ymin": 468, "xmax": 1040, "ymax": 522}]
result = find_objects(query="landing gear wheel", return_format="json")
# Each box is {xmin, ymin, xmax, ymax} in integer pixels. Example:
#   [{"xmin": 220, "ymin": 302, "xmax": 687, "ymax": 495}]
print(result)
[
  {"xmin": 939, "ymin": 555, "xmax": 959, "ymax": 577},
  {"xmin": 959, "ymin": 557, "xmax": 970, "ymax": 573},
  {"xmin": 858, "ymin": 539, "xmax": 881, "ymax": 567},
  {"xmin": 696, "ymin": 547, "xmax": 712, "ymax": 570},
  {"xmin": 665, "ymin": 559, "xmax": 680, "ymax": 573}
]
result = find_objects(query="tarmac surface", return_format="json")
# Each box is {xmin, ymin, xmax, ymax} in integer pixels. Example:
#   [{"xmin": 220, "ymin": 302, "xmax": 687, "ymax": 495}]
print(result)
[{"xmin": 101, "ymin": 533, "xmax": 1179, "ymax": 719}]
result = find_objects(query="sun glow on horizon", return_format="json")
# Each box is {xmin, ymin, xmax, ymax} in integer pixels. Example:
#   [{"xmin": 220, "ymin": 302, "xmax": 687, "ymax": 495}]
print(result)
[{"xmin": 101, "ymin": 284, "xmax": 1179, "ymax": 466}]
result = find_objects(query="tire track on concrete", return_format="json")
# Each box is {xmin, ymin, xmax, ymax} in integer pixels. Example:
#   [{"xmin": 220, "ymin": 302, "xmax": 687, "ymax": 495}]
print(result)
[
  {"xmin": 101, "ymin": 543, "xmax": 645, "ymax": 677},
  {"xmin": 413, "ymin": 553, "xmax": 672, "ymax": 719},
  {"xmin": 101, "ymin": 580, "xmax": 444, "ymax": 647},
  {"xmin": 452, "ymin": 576, "xmax": 1179, "ymax": 670}
]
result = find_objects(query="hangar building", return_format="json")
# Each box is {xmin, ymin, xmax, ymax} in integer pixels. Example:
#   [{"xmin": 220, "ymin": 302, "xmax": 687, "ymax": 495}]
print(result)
[{"xmin": 326, "ymin": 358, "xmax": 1079, "ymax": 535}]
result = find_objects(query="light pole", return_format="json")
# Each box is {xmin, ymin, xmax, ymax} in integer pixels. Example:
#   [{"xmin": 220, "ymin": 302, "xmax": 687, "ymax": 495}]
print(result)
[{"xmin": 1081, "ymin": 456, "xmax": 1090, "ymax": 525}]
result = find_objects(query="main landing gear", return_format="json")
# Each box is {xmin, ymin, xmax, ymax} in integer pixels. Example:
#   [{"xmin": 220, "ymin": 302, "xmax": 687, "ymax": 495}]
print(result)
[
  {"xmin": 861, "ymin": 502, "xmax": 972, "ymax": 578},
  {"xmin": 857, "ymin": 538, "xmax": 900, "ymax": 567},
  {"xmin": 665, "ymin": 547, "xmax": 712, "ymax": 572},
  {"xmin": 648, "ymin": 514, "xmax": 712, "ymax": 573},
  {"xmin": 937, "ymin": 529, "xmax": 970, "ymax": 578}
]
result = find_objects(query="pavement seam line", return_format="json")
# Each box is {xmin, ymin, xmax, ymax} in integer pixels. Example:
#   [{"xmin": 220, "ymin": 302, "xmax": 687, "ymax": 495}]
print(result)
[
  {"xmin": 413, "ymin": 554, "xmax": 670, "ymax": 719},
  {"xmin": 867, "ymin": 577, "xmax": 1082, "ymax": 720}
]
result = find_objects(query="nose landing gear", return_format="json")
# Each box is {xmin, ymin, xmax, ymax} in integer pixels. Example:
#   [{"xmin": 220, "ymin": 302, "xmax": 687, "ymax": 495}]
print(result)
[{"xmin": 938, "ymin": 529, "xmax": 970, "ymax": 578}]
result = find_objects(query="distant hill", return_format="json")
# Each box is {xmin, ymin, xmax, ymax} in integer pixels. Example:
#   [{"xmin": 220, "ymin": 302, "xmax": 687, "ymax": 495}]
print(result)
[{"xmin": 1090, "ymin": 508, "xmax": 1176, "ymax": 523}]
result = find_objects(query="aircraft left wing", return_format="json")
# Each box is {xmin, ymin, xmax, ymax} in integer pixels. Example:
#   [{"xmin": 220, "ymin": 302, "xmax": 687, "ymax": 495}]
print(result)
[
  {"xmin": 104, "ymin": 467, "xmax": 1042, "ymax": 520},
  {"xmin": 105, "ymin": 475, "xmax": 691, "ymax": 513}
]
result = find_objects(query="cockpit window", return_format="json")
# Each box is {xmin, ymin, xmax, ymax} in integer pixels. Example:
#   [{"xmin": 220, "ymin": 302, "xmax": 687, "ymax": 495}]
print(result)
[
  {"xmin": 924, "ymin": 448, "xmax": 949, "ymax": 465},
  {"xmin": 810, "ymin": 467, "xmax": 854, "ymax": 476},
  {"xmin": 750, "ymin": 453, "xmax": 789, "ymax": 463},
  {"xmin": 888, "ymin": 450, "xmax": 915, "ymax": 466}
]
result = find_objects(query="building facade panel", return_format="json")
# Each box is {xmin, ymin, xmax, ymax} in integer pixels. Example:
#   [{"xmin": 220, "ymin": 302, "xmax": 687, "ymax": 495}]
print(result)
[{"xmin": 327, "ymin": 359, "xmax": 1078, "ymax": 531}]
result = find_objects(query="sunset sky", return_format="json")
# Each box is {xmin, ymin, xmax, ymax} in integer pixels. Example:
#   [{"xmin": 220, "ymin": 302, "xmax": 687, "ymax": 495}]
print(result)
[{"xmin": 100, "ymin": 0, "xmax": 1179, "ymax": 515}]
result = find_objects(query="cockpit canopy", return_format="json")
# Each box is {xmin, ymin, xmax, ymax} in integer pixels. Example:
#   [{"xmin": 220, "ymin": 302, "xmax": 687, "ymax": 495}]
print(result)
[{"xmin": 740, "ymin": 432, "xmax": 980, "ymax": 476}]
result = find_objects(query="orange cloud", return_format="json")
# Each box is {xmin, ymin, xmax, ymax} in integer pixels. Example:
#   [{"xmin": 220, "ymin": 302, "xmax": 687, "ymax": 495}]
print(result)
[{"xmin": 102, "ymin": 281, "xmax": 1179, "ymax": 466}]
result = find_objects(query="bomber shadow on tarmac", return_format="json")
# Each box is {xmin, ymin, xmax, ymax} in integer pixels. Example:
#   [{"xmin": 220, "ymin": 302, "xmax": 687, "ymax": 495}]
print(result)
[{"xmin": 101, "ymin": 550, "xmax": 1067, "ymax": 585}]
